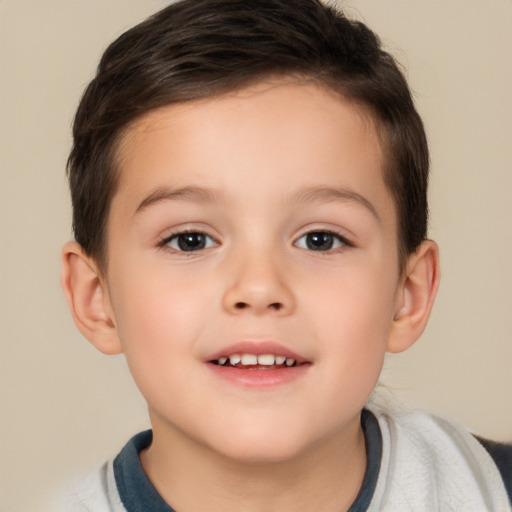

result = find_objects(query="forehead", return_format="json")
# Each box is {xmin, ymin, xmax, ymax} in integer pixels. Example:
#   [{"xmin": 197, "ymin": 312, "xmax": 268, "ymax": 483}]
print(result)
[{"xmin": 112, "ymin": 81, "xmax": 393, "ymax": 222}]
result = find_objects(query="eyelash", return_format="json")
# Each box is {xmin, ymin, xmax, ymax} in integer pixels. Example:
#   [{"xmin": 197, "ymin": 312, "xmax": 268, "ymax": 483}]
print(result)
[
  {"xmin": 158, "ymin": 228, "xmax": 351, "ymax": 254},
  {"xmin": 158, "ymin": 230, "xmax": 218, "ymax": 252},
  {"xmin": 294, "ymin": 230, "xmax": 351, "ymax": 252}
]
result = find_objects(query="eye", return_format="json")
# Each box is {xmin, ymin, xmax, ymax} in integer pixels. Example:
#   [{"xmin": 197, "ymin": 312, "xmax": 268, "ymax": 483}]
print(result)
[
  {"xmin": 294, "ymin": 231, "xmax": 348, "ymax": 252},
  {"xmin": 164, "ymin": 232, "xmax": 217, "ymax": 252}
]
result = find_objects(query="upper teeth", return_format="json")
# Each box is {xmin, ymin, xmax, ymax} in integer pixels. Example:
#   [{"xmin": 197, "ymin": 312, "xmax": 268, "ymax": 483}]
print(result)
[{"xmin": 216, "ymin": 354, "xmax": 296, "ymax": 367}]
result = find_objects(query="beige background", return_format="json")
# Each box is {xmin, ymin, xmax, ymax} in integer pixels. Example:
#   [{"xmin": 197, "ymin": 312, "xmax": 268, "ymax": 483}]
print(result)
[{"xmin": 1, "ymin": 0, "xmax": 511, "ymax": 510}]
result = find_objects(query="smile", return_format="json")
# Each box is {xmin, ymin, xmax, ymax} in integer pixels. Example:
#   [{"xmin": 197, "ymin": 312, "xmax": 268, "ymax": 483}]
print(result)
[
  {"xmin": 212, "ymin": 353, "xmax": 298, "ymax": 369},
  {"xmin": 206, "ymin": 342, "xmax": 310, "ymax": 386}
]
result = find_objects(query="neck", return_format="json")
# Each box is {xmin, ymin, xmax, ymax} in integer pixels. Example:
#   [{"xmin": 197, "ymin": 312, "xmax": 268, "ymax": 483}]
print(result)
[{"xmin": 140, "ymin": 412, "xmax": 367, "ymax": 512}]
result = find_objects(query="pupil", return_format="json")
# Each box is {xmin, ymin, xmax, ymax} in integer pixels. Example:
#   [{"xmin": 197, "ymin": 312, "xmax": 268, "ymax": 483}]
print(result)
[
  {"xmin": 307, "ymin": 232, "xmax": 333, "ymax": 251},
  {"xmin": 178, "ymin": 233, "xmax": 205, "ymax": 251}
]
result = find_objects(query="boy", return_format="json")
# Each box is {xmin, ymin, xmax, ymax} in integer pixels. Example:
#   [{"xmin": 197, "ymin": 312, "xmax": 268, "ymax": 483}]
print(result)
[{"xmin": 59, "ymin": 0, "xmax": 511, "ymax": 510}]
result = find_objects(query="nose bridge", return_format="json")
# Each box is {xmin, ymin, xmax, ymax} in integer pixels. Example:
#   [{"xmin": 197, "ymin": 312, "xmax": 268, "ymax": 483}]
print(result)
[{"xmin": 222, "ymin": 241, "xmax": 295, "ymax": 315}]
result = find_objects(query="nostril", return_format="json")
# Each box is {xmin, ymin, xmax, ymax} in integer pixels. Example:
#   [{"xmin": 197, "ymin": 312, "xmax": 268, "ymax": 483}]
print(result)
[{"xmin": 233, "ymin": 301, "xmax": 283, "ymax": 311}]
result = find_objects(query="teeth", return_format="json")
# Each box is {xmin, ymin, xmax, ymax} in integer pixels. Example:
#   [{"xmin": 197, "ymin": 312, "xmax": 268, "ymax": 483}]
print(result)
[
  {"xmin": 218, "ymin": 353, "xmax": 298, "ymax": 367},
  {"xmin": 229, "ymin": 354, "xmax": 241, "ymax": 366},
  {"xmin": 257, "ymin": 354, "xmax": 275, "ymax": 365},
  {"xmin": 241, "ymin": 354, "xmax": 258, "ymax": 365}
]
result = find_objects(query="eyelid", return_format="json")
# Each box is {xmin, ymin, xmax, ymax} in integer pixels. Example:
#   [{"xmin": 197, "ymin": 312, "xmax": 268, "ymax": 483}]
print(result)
[
  {"xmin": 293, "ymin": 228, "xmax": 353, "ymax": 250},
  {"xmin": 157, "ymin": 228, "xmax": 220, "ymax": 250}
]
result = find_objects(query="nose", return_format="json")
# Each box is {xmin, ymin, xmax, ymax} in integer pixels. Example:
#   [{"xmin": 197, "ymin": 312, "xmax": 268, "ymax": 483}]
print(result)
[{"xmin": 222, "ymin": 251, "xmax": 296, "ymax": 316}]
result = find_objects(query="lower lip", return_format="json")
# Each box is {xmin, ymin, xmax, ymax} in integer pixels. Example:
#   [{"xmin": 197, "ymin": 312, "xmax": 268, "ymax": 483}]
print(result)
[{"xmin": 205, "ymin": 363, "xmax": 310, "ymax": 388}]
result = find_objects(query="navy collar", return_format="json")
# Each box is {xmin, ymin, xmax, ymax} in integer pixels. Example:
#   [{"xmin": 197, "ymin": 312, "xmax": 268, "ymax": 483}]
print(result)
[
  {"xmin": 114, "ymin": 409, "xmax": 381, "ymax": 512},
  {"xmin": 114, "ymin": 429, "xmax": 175, "ymax": 511}
]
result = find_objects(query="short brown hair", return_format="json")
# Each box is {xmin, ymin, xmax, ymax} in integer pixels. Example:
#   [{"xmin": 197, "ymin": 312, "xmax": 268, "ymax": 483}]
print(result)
[{"xmin": 68, "ymin": 0, "xmax": 429, "ymax": 271}]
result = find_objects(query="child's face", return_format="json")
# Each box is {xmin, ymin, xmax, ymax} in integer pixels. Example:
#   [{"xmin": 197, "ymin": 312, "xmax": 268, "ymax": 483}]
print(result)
[{"xmin": 104, "ymin": 81, "xmax": 404, "ymax": 461}]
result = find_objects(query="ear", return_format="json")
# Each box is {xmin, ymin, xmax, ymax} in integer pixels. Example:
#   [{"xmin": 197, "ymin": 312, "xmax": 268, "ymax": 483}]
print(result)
[
  {"xmin": 387, "ymin": 240, "xmax": 440, "ymax": 354},
  {"xmin": 61, "ymin": 241, "xmax": 123, "ymax": 355}
]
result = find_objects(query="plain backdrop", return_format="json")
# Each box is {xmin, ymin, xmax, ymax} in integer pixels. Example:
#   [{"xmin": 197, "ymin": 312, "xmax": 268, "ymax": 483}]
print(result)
[{"xmin": 1, "ymin": 1, "xmax": 511, "ymax": 510}]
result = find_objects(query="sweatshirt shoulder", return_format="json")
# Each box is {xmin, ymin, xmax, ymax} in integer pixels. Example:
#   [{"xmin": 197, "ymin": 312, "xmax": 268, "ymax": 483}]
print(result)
[{"xmin": 50, "ymin": 460, "xmax": 125, "ymax": 512}]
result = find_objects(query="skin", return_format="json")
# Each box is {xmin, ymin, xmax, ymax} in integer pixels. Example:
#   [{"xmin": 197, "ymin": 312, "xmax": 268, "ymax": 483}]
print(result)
[{"xmin": 62, "ymin": 81, "xmax": 440, "ymax": 511}]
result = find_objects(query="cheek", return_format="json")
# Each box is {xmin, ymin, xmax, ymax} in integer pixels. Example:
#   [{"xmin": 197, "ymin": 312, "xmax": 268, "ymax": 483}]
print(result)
[
  {"xmin": 322, "ymin": 306, "xmax": 389, "ymax": 386},
  {"xmin": 109, "ymin": 268, "xmax": 210, "ymax": 363},
  {"xmin": 109, "ymin": 279, "xmax": 202, "ymax": 410},
  {"xmin": 305, "ymin": 262, "xmax": 396, "ymax": 330},
  {"xmin": 306, "ymin": 267, "xmax": 396, "ymax": 381}
]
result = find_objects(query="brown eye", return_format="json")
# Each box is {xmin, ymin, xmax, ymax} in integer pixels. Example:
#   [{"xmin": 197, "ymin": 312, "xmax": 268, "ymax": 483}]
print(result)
[
  {"xmin": 295, "ymin": 231, "xmax": 347, "ymax": 251},
  {"xmin": 166, "ymin": 232, "xmax": 217, "ymax": 252}
]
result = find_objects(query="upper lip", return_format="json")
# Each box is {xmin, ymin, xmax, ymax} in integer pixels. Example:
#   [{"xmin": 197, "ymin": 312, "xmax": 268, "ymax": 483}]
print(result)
[{"xmin": 206, "ymin": 341, "xmax": 309, "ymax": 364}]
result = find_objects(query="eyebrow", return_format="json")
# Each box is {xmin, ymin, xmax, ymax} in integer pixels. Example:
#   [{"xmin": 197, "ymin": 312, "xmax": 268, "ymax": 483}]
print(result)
[
  {"xmin": 135, "ymin": 186, "xmax": 217, "ymax": 214},
  {"xmin": 134, "ymin": 184, "xmax": 379, "ymax": 220},
  {"xmin": 293, "ymin": 186, "xmax": 380, "ymax": 221}
]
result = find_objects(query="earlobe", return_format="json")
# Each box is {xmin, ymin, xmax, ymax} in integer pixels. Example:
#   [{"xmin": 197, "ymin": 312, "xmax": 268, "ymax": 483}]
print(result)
[
  {"xmin": 60, "ymin": 241, "xmax": 123, "ymax": 355},
  {"xmin": 387, "ymin": 240, "xmax": 440, "ymax": 354}
]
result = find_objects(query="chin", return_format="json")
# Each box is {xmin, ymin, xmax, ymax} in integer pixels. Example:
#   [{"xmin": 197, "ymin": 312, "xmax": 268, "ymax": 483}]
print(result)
[
  {"xmin": 217, "ymin": 440, "xmax": 308, "ymax": 465},
  {"xmin": 202, "ymin": 421, "xmax": 318, "ymax": 465}
]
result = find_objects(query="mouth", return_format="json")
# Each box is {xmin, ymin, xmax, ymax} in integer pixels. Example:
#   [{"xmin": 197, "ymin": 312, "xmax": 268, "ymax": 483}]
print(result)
[
  {"xmin": 210, "ymin": 353, "xmax": 301, "ymax": 369},
  {"xmin": 206, "ymin": 343, "xmax": 310, "ymax": 387}
]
